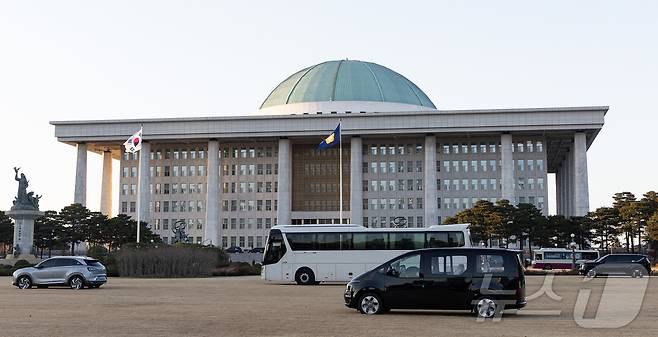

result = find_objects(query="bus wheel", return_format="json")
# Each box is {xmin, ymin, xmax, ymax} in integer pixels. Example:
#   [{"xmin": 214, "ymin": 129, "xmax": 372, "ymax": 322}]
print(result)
[{"xmin": 295, "ymin": 267, "xmax": 315, "ymax": 285}]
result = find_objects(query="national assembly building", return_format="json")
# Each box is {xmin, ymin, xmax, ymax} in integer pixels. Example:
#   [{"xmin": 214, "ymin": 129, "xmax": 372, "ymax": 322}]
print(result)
[{"xmin": 51, "ymin": 60, "xmax": 607, "ymax": 249}]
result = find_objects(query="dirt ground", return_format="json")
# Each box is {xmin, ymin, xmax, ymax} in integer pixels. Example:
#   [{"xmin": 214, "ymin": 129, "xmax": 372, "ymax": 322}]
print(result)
[{"xmin": 0, "ymin": 275, "xmax": 656, "ymax": 337}]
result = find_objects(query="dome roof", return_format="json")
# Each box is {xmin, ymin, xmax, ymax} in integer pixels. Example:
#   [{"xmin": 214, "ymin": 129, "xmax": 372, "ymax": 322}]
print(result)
[{"xmin": 260, "ymin": 60, "xmax": 436, "ymax": 110}]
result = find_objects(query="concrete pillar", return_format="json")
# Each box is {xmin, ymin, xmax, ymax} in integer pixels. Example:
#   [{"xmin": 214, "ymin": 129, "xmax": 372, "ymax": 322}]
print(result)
[
  {"xmin": 100, "ymin": 151, "xmax": 113, "ymax": 217},
  {"xmin": 350, "ymin": 137, "xmax": 363, "ymax": 225},
  {"xmin": 555, "ymin": 169, "xmax": 562, "ymax": 215},
  {"xmin": 500, "ymin": 134, "xmax": 515, "ymax": 203},
  {"xmin": 573, "ymin": 133, "xmax": 590, "ymax": 216},
  {"xmin": 205, "ymin": 140, "xmax": 220, "ymax": 245},
  {"xmin": 74, "ymin": 143, "xmax": 87, "ymax": 206},
  {"xmin": 138, "ymin": 141, "xmax": 151, "ymax": 226},
  {"xmin": 565, "ymin": 150, "xmax": 573, "ymax": 217},
  {"xmin": 277, "ymin": 138, "xmax": 292, "ymax": 226},
  {"xmin": 424, "ymin": 135, "xmax": 438, "ymax": 227}
]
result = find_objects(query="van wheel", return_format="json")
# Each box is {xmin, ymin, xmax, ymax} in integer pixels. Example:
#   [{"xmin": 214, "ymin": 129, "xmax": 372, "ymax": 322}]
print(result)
[
  {"xmin": 631, "ymin": 269, "xmax": 644, "ymax": 278},
  {"xmin": 475, "ymin": 297, "xmax": 500, "ymax": 318},
  {"xmin": 17, "ymin": 276, "xmax": 32, "ymax": 289},
  {"xmin": 295, "ymin": 268, "xmax": 315, "ymax": 285},
  {"xmin": 358, "ymin": 293, "xmax": 384, "ymax": 315},
  {"xmin": 586, "ymin": 269, "xmax": 596, "ymax": 278},
  {"xmin": 69, "ymin": 276, "xmax": 85, "ymax": 290}
]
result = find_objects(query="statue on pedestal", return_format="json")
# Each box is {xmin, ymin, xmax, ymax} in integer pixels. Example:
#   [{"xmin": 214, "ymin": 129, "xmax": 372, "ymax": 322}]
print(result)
[{"xmin": 12, "ymin": 167, "xmax": 41, "ymax": 211}]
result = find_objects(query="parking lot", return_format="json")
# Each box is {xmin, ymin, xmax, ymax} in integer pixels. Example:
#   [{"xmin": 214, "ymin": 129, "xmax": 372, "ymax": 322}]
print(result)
[{"xmin": 0, "ymin": 275, "xmax": 656, "ymax": 337}]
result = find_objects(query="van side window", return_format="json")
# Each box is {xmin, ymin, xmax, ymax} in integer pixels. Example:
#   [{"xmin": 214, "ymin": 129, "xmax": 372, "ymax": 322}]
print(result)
[
  {"xmin": 476, "ymin": 254, "xmax": 505, "ymax": 273},
  {"xmin": 387, "ymin": 253, "xmax": 421, "ymax": 278},
  {"xmin": 429, "ymin": 254, "xmax": 468, "ymax": 276}
]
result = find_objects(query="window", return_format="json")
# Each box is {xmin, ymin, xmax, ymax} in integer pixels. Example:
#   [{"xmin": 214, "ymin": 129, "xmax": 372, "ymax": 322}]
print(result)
[
  {"xmin": 426, "ymin": 232, "xmax": 465, "ymax": 247},
  {"xmin": 476, "ymin": 254, "xmax": 506, "ymax": 273},
  {"xmin": 386, "ymin": 253, "xmax": 421, "ymax": 278},
  {"xmin": 389, "ymin": 233, "xmax": 424, "ymax": 250},
  {"xmin": 428, "ymin": 254, "xmax": 468, "ymax": 276}
]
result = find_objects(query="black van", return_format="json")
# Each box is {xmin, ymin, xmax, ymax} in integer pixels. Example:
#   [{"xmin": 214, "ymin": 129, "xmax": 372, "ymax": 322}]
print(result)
[{"xmin": 344, "ymin": 248, "xmax": 526, "ymax": 318}]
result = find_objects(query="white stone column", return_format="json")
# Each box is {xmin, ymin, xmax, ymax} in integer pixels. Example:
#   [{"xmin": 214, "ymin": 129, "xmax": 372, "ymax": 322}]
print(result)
[
  {"xmin": 138, "ymin": 141, "xmax": 151, "ymax": 226},
  {"xmin": 424, "ymin": 135, "xmax": 438, "ymax": 227},
  {"xmin": 564, "ymin": 149, "xmax": 573, "ymax": 217},
  {"xmin": 205, "ymin": 140, "xmax": 220, "ymax": 245},
  {"xmin": 277, "ymin": 138, "xmax": 292, "ymax": 226},
  {"xmin": 74, "ymin": 143, "xmax": 87, "ymax": 206},
  {"xmin": 573, "ymin": 133, "xmax": 590, "ymax": 216},
  {"xmin": 350, "ymin": 137, "xmax": 363, "ymax": 225},
  {"xmin": 500, "ymin": 134, "xmax": 515, "ymax": 203},
  {"xmin": 555, "ymin": 168, "xmax": 564, "ymax": 214},
  {"xmin": 100, "ymin": 150, "xmax": 113, "ymax": 217}
]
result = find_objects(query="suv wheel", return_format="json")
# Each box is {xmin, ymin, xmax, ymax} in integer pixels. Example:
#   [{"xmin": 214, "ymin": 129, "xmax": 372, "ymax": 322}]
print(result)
[
  {"xmin": 475, "ymin": 297, "xmax": 500, "ymax": 318},
  {"xmin": 17, "ymin": 276, "xmax": 32, "ymax": 289},
  {"xmin": 631, "ymin": 269, "xmax": 644, "ymax": 278},
  {"xmin": 358, "ymin": 293, "xmax": 384, "ymax": 315},
  {"xmin": 295, "ymin": 268, "xmax": 315, "ymax": 285},
  {"xmin": 69, "ymin": 276, "xmax": 85, "ymax": 290}
]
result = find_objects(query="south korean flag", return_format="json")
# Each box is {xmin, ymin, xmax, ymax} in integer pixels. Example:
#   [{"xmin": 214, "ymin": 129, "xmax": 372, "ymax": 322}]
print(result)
[{"xmin": 123, "ymin": 128, "xmax": 143, "ymax": 154}]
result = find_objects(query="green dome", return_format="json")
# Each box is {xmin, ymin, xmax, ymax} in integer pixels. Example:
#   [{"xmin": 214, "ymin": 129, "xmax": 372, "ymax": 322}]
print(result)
[{"xmin": 260, "ymin": 60, "xmax": 436, "ymax": 109}]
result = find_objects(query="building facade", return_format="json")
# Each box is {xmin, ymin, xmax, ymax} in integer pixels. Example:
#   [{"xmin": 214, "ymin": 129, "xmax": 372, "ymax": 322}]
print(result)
[{"xmin": 51, "ymin": 60, "xmax": 606, "ymax": 249}]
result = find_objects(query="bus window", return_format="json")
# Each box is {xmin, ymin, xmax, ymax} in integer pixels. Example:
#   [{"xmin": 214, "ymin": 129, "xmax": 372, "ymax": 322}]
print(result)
[
  {"xmin": 317, "ymin": 233, "xmax": 341, "ymax": 250},
  {"xmin": 339, "ymin": 233, "xmax": 353, "ymax": 250},
  {"xmin": 263, "ymin": 229, "xmax": 286, "ymax": 265},
  {"xmin": 352, "ymin": 233, "xmax": 387, "ymax": 250},
  {"xmin": 426, "ymin": 232, "xmax": 465, "ymax": 248},
  {"xmin": 287, "ymin": 233, "xmax": 317, "ymax": 250},
  {"xmin": 390, "ymin": 232, "xmax": 424, "ymax": 250},
  {"xmin": 426, "ymin": 232, "xmax": 449, "ymax": 247},
  {"xmin": 581, "ymin": 252, "xmax": 599, "ymax": 260}
]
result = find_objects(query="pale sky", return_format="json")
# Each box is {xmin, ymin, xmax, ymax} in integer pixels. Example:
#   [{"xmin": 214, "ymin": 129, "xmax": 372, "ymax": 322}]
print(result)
[{"xmin": 1, "ymin": 1, "xmax": 656, "ymax": 215}]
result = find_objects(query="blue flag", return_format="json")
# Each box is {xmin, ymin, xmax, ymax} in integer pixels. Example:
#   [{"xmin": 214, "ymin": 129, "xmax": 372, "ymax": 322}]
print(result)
[{"xmin": 318, "ymin": 123, "xmax": 341, "ymax": 149}]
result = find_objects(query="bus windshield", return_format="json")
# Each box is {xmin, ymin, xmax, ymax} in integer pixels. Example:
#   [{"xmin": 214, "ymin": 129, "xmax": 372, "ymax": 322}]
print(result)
[{"xmin": 263, "ymin": 229, "xmax": 286, "ymax": 265}]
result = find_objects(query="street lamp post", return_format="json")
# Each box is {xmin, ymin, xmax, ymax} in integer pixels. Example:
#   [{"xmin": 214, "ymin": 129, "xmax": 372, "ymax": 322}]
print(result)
[{"xmin": 570, "ymin": 233, "xmax": 577, "ymax": 270}]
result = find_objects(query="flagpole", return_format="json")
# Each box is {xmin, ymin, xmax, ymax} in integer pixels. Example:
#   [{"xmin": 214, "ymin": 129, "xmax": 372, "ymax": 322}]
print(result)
[
  {"xmin": 339, "ymin": 119, "xmax": 343, "ymax": 224},
  {"xmin": 136, "ymin": 124, "xmax": 143, "ymax": 243}
]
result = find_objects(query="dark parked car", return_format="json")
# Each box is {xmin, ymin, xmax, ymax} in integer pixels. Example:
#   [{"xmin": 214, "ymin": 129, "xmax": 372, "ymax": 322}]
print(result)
[
  {"xmin": 579, "ymin": 254, "xmax": 651, "ymax": 278},
  {"xmin": 225, "ymin": 246, "xmax": 243, "ymax": 253},
  {"xmin": 249, "ymin": 247, "xmax": 265, "ymax": 254},
  {"xmin": 344, "ymin": 248, "xmax": 526, "ymax": 318}
]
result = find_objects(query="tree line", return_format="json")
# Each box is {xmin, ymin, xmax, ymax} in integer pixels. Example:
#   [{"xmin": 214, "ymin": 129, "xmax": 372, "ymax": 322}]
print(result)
[
  {"xmin": 444, "ymin": 191, "xmax": 658, "ymax": 256},
  {"xmin": 0, "ymin": 203, "xmax": 161, "ymax": 258}
]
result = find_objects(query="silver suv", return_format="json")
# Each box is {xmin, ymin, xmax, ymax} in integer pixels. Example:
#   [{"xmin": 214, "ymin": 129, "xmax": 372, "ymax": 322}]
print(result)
[{"xmin": 12, "ymin": 256, "xmax": 107, "ymax": 290}]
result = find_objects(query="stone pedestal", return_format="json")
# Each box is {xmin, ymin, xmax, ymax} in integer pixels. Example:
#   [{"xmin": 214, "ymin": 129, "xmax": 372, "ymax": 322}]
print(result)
[{"xmin": 6, "ymin": 209, "xmax": 43, "ymax": 260}]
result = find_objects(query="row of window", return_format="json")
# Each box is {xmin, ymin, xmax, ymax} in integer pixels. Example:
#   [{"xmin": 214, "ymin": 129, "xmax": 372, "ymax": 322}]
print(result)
[
  {"xmin": 222, "ymin": 146, "xmax": 275, "ymax": 159},
  {"xmin": 221, "ymin": 200, "xmax": 277, "ymax": 212},
  {"xmin": 364, "ymin": 198, "xmax": 424, "ymax": 211},
  {"xmin": 123, "ymin": 149, "xmax": 207, "ymax": 161},
  {"xmin": 119, "ymin": 201, "xmax": 205, "ymax": 213},
  {"xmin": 365, "ymin": 144, "xmax": 425, "ymax": 156},
  {"xmin": 152, "ymin": 218, "xmax": 204, "ymax": 231},
  {"xmin": 285, "ymin": 231, "xmax": 465, "ymax": 251},
  {"xmin": 121, "ymin": 165, "xmax": 207, "ymax": 178},
  {"xmin": 300, "ymin": 200, "xmax": 349, "ymax": 212},
  {"xmin": 121, "ymin": 183, "xmax": 206, "ymax": 196},
  {"xmin": 223, "ymin": 164, "xmax": 278, "ymax": 176},
  {"xmin": 223, "ymin": 182, "xmax": 278, "ymax": 194},
  {"xmin": 222, "ymin": 235, "xmax": 265, "ymax": 249},
  {"xmin": 162, "ymin": 236, "xmax": 204, "ymax": 245},
  {"xmin": 303, "ymin": 162, "xmax": 349, "ymax": 176},
  {"xmin": 440, "ymin": 141, "xmax": 544, "ymax": 154},
  {"xmin": 363, "ymin": 216, "xmax": 427, "ymax": 228},
  {"xmin": 365, "ymin": 179, "xmax": 423, "ymax": 192},
  {"xmin": 441, "ymin": 197, "xmax": 545, "ymax": 210},
  {"xmin": 364, "ymin": 161, "xmax": 423, "ymax": 174},
  {"xmin": 221, "ymin": 217, "xmax": 274, "ymax": 230}
]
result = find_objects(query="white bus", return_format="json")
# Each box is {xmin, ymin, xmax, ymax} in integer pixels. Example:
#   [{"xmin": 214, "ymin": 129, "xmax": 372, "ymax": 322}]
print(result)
[
  {"xmin": 261, "ymin": 223, "xmax": 472, "ymax": 284},
  {"xmin": 531, "ymin": 248, "xmax": 600, "ymax": 270}
]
